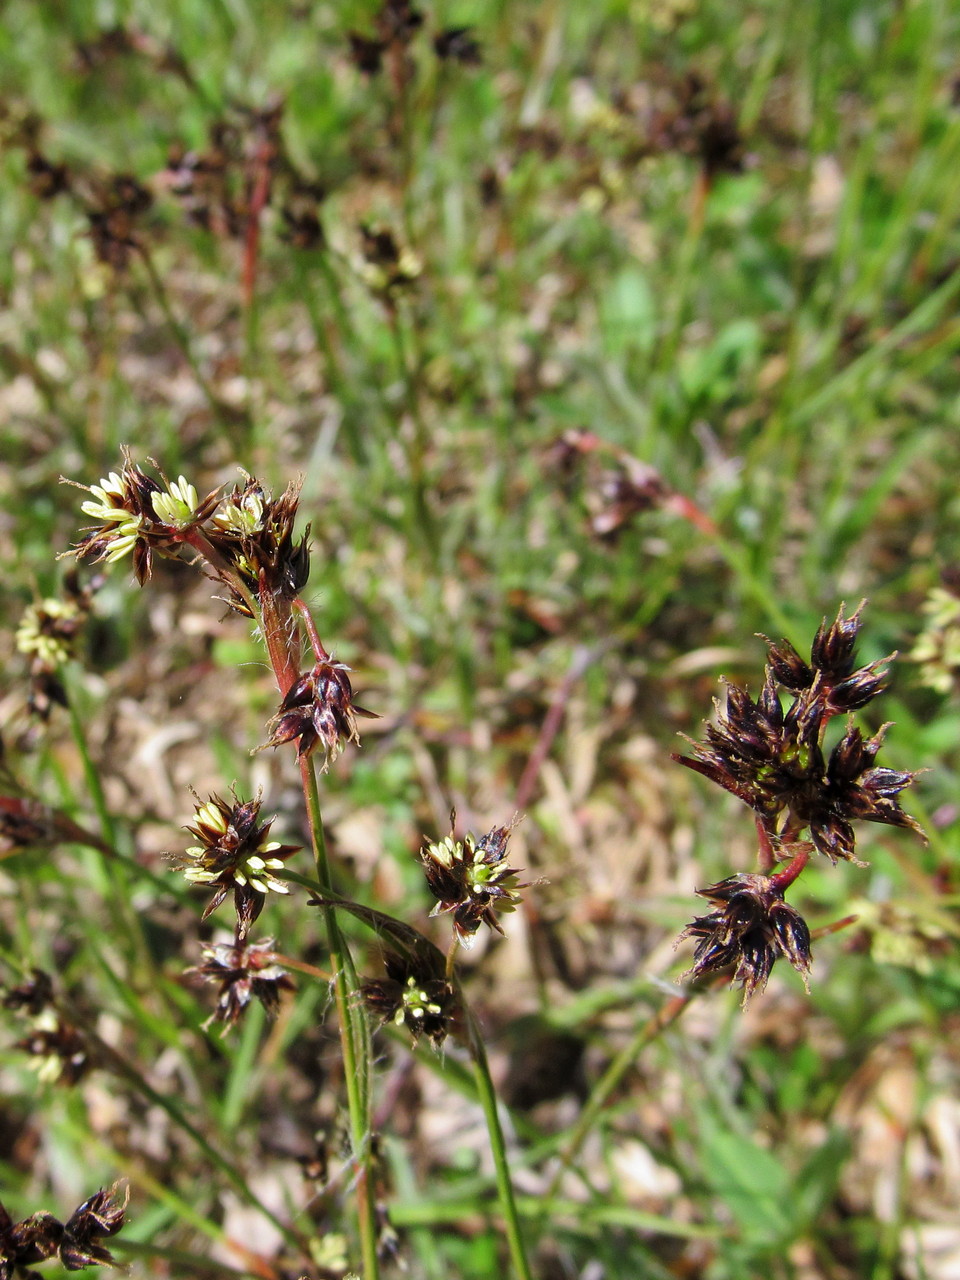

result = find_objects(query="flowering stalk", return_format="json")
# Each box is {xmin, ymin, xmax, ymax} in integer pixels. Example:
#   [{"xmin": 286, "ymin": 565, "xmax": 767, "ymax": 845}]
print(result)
[
  {"xmin": 466, "ymin": 1012, "xmax": 534, "ymax": 1280},
  {"xmin": 62, "ymin": 456, "xmax": 380, "ymax": 1277},
  {"xmin": 299, "ymin": 752, "xmax": 380, "ymax": 1280},
  {"xmin": 407, "ymin": 816, "xmax": 533, "ymax": 1279},
  {"xmin": 673, "ymin": 603, "xmax": 923, "ymax": 1003}
]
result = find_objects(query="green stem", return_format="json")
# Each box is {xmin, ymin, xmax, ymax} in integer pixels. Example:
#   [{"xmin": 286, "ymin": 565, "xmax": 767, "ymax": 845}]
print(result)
[
  {"xmin": 258, "ymin": 587, "xmax": 379, "ymax": 1280},
  {"xmin": 300, "ymin": 755, "xmax": 381, "ymax": 1280},
  {"xmin": 65, "ymin": 675, "xmax": 159, "ymax": 978},
  {"xmin": 467, "ymin": 1012, "xmax": 534, "ymax": 1280},
  {"xmin": 66, "ymin": 685, "xmax": 116, "ymax": 850},
  {"xmin": 545, "ymin": 989, "xmax": 702, "ymax": 1205},
  {"xmin": 386, "ymin": 305, "xmax": 436, "ymax": 561},
  {"xmin": 63, "ymin": 1004, "xmax": 303, "ymax": 1254}
]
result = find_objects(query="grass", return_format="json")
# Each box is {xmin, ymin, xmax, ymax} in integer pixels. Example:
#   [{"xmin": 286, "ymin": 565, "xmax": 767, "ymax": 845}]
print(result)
[{"xmin": 2, "ymin": 1, "xmax": 960, "ymax": 1278}]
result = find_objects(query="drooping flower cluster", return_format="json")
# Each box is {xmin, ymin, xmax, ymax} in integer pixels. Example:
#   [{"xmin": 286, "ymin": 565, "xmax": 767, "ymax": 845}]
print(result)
[
  {"xmin": 262, "ymin": 658, "xmax": 373, "ymax": 767},
  {"xmin": 678, "ymin": 872, "xmax": 813, "ymax": 1004},
  {"xmin": 173, "ymin": 791, "xmax": 299, "ymax": 940},
  {"xmin": 0, "ymin": 1184, "xmax": 127, "ymax": 1276},
  {"xmin": 191, "ymin": 937, "xmax": 295, "ymax": 1031},
  {"xmin": 674, "ymin": 604, "xmax": 923, "ymax": 1002},
  {"xmin": 420, "ymin": 817, "xmax": 525, "ymax": 947},
  {"xmin": 361, "ymin": 950, "xmax": 458, "ymax": 1048}
]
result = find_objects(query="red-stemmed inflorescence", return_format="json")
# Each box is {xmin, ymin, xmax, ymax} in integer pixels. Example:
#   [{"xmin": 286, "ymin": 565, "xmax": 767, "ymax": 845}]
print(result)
[{"xmin": 673, "ymin": 604, "xmax": 924, "ymax": 1003}]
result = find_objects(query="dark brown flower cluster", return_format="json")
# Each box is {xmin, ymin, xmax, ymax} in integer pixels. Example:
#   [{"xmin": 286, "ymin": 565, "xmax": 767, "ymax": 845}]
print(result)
[
  {"xmin": 649, "ymin": 71, "xmax": 744, "ymax": 182},
  {"xmin": 678, "ymin": 872, "xmax": 812, "ymax": 1005},
  {"xmin": 1, "ymin": 1184, "xmax": 127, "ymax": 1277},
  {"xmin": 675, "ymin": 604, "xmax": 922, "ymax": 865},
  {"xmin": 419, "ymin": 817, "xmax": 525, "ymax": 948},
  {"xmin": 161, "ymin": 100, "xmax": 327, "ymax": 251},
  {"xmin": 0, "ymin": 797, "xmax": 56, "ymax": 855},
  {"xmin": 547, "ymin": 429, "xmax": 716, "ymax": 542},
  {"xmin": 2, "ymin": 970, "xmax": 54, "ymax": 1017},
  {"xmin": 7, "ymin": 107, "xmax": 154, "ymax": 267},
  {"xmin": 85, "ymin": 173, "xmax": 153, "ymax": 270},
  {"xmin": 674, "ymin": 605, "xmax": 923, "ymax": 1002},
  {"xmin": 13, "ymin": 1020, "xmax": 89, "ymax": 1086},
  {"xmin": 262, "ymin": 659, "xmax": 373, "ymax": 767},
  {"xmin": 64, "ymin": 456, "xmax": 311, "ymax": 610},
  {"xmin": 172, "ymin": 791, "xmax": 300, "ymax": 941},
  {"xmin": 6, "ymin": 112, "xmax": 154, "ymax": 269},
  {"xmin": 191, "ymin": 937, "xmax": 295, "ymax": 1032},
  {"xmin": 361, "ymin": 950, "xmax": 458, "ymax": 1048},
  {"xmin": 358, "ymin": 224, "xmax": 422, "ymax": 296},
  {"xmin": 63, "ymin": 453, "xmax": 220, "ymax": 587},
  {"xmin": 3, "ymin": 971, "xmax": 90, "ymax": 1085},
  {"xmin": 350, "ymin": 0, "xmax": 480, "ymax": 76},
  {"xmin": 203, "ymin": 475, "xmax": 311, "ymax": 610}
]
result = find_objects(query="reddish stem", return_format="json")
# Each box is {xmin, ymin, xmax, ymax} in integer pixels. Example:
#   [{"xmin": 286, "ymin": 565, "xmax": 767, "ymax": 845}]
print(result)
[
  {"xmin": 755, "ymin": 815, "xmax": 778, "ymax": 872},
  {"xmin": 293, "ymin": 597, "xmax": 329, "ymax": 662},
  {"xmin": 242, "ymin": 140, "xmax": 274, "ymax": 310},
  {"xmin": 769, "ymin": 846, "xmax": 810, "ymax": 892},
  {"xmin": 258, "ymin": 572, "xmax": 300, "ymax": 697}
]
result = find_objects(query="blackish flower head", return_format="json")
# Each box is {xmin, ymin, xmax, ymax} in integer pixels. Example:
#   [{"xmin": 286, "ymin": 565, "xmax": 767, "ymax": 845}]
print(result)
[
  {"xmin": 375, "ymin": 0, "xmax": 423, "ymax": 44},
  {"xmin": 206, "ymin": 477, "xmax": 310, "ymax": 607},
  {"xmin": 3, "ymin": 969, "xmax": 54, "ymax": 1017},
  {"xmin": 173, "ymin": 791, "xmax": 300, "ymax": 940},
  {"xmin": 811, "ymin": 602, "xmax": 865, "ymax": 683},
  {"xmin": 677, "ymin": 872, "xmax": 812, "ymax": 1005},
  {"xmin": 760, "ymin": 635, "xmax": 813, "ymax": 692},
  {"xmin": 0, "ymin": 797, "xmax": 57, "ymax": 854},
  {"xmin": 433, "ymin": 27, "xmax": 482, "ymax": 64},
  {"xmin": 1, "ymin": 1185, "xmax": 128, "ymax": 1277},
  {"xmin": 262, "ymin": 659, "xmax": 374, "ymax": 767},
  {"xmin": 26, "ymin": 148, "xmax": 71, "ymax": 199},
  {"xmin": 191, "ymin": 937, "xmax": 295, "ymax": 1032},
  {"xmin": 60, "ymin": 1183, "xmax": 128, "ymax": 1270},
  {"xmin": 420, "ymin": 816, "xmax": 524, "ymax": 948},
  {"xmin": 361, "ymin": 950, "xmax": 457, "ymax": 1048},
  {"xmin": 762, "ymin": 604, "xmax": 895, "ymax": 716},
  {"xmin": 802, "ymin": 723, "xmax": 924, "ymax": 863},
  {"xmin": 675, "ymin": 673, "xmax": 795, "ymax": 815},
  {"xmin": 348, "ymin": 31, "xmax": 386, "ymax": 73},
  {"xmin": 359, "ymin": 224, "xmax": 422, "ymax": 293},
  {"xmin": 0, "ymin": 1204, "xmax": 62, "ymax": 1277},
  {"xmin": 676, "ymin": 607, "xmax": 922, "ymax": 865},
  {"xmin": 14, "ymin": 1014, "xmax": 89, "ymax": 1085}
]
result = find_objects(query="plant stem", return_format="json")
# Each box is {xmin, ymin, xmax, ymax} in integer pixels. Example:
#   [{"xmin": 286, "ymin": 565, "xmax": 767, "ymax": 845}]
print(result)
[
  {"xmin": 545, "ymin": 988, "xmax": 708, "ymax": 1203},
  {"xmin": 386, "ymin": 304, "xmax": 436, "ymax": 562},
  {"xmin": 259, "ymin": 590, "xmax": 380, "ymax": 1280},
  {"xmin": 466, "ymin": 1011, "xmax": 534, "ymax": 1280},
  {"xmin": 300, "ymin": 755, "xmax": 381, "ymax": 1280},
  {"xmin": 65, "ymin": 1005, "xmax": 303, "ymax": 1253}
]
